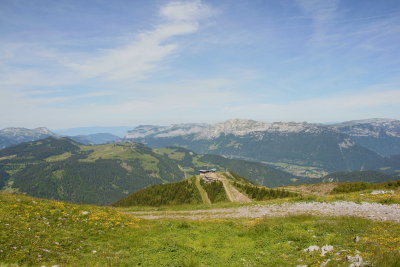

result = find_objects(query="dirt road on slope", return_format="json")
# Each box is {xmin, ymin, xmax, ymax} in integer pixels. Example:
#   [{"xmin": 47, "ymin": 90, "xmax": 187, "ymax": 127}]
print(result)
[
  {"xmin": 127, "ymin": 201, "xmax": 400, "ymax": 222},
  {"xmin": 208, "ymin": 173, "xmax": 252, "ymax": 203}
]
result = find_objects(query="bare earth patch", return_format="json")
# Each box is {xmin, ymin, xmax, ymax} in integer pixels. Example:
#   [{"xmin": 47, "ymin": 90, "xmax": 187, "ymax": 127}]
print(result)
[
  {"xmin": 127, "ymin": 201, "xmax": 400, "ymax": 222},
  {"xmin": 120, "ymin": 162, "xmax": 133, "ymax": 172},
  {"xmin": 218, "ymin": 177, "xmax": 252, "ymax": 203}
]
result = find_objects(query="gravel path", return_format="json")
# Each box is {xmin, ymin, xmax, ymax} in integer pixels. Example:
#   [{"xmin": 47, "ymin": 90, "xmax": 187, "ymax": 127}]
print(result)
[
  {"xmin": 128, "ymin": 201, "xmax": 400, "ymax": 222},
  {"xmin": 219, "ymin": 177, "xmax": 252, "ymax": 203}
]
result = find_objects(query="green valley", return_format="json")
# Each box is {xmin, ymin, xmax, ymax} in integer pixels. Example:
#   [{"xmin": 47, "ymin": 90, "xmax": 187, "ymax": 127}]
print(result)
[{"xmin": 0, "ymin": 138, "xmax": 297, "ymax": 205}]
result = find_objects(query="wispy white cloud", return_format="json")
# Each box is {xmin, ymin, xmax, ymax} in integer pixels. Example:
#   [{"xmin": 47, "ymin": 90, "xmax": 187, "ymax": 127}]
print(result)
[
  {"xmin": 295, "ymin": 0, "xmax": 339, "ymax": 24},
  {"xmin": 160, "ymin": 0, "xmax": 213, "ymax": 22},
  {"xmin": 65, "ymin": 1, "xmax": 213, "ymax": 81},
  {"xmin": 295, "ymin": 0, "xmax": 340, "ymax": 46},
  {"xmin": 0, "ymin": 1, "xmax": 214, "ymax": 88}
]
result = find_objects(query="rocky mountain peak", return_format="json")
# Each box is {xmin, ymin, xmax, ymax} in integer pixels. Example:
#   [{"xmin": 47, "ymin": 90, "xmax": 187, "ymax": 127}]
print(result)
[
  {"xmin": 125, "ymin": 123, "xmax": 208, "ymax": 139},
  {"xmin": 202, "ymin": 119, "xmax": 269, "ymax": 138},
  {"xmin": 0, "ymin": 127, "xmax": 55, "ymax": 137},
  {"xmin": 34, "ymin": 127, "xmax": 54, "ymax": 135},
  {"xmin": 124, "ymin": 118, "xmax": 400, "ymax": 140},
  {"xmin": 333, "ymin": 118, "xmax": 400, "ymax": 138},
  {"xmin": 125, "ymin": 119, "xmax": 332, "ymax": 140}
]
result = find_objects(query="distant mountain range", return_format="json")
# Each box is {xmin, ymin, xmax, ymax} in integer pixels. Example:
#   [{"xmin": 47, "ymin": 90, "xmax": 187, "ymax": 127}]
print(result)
[
  {"xmin": 1, "ymin": 118, "xmax": 400, "ymax": 180},
  {"xmin": 68, "ymin": 133, "xmax": 120, "ymax": 145},
  {"xmin": 125, "ymin": 118, "xmax": 400, "ymax": 175},
  {"xmin": 332, "ymin": 119, "xmax": 400, "ymax": 156},
  {"xmin": 0, "ymin": 127, "xmax": 56, "ymax": 149},
  {"xmin": 53, "ymin": 126, "xmax": 133, "ymax": 137},
  {"xmin": 0, "ymin": 127, "xmax": 120, "ymax": 148}
]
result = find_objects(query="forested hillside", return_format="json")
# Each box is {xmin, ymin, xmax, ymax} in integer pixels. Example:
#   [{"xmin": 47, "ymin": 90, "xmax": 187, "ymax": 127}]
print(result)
[
  {"xmin": 321, "ymin": 171, "xmax": 398, "ymax": 183},
  {"xmin": 113, "ymin": 171, "xmax": 297, "ymax": 207},
  {"xmin": 0, "ymin": 138, "xmax": 300, "ymax": 205},
  {"xmin": 68, "ymin": 133, "xmax": 119, "ymax": 145},
  {"xmin": 113, "ymin": 177, "xmax": 202, "ymax": 206},
  {"xmin": 0, "ymin": 138, "xmax": 183, "ymax": 205}
]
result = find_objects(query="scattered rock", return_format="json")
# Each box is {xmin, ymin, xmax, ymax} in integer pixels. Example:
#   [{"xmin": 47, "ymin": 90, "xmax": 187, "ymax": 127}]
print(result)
[
  {"xmin": 288, "ymin": 241, "xmax": 294, "ymax": 244},
  {"xmin": 370, "ymin": 190, "xmax": 394, "ymax": 195},
  {"xmin": 304, "ymin": 245, "xmax": 320, "ymax": 252},
  {"xmin": 92, "ymin": 250, "xmax": 97, "ymax": 254},
  {"xmin": 296, "ymin": 265, "xmax": 307, "ymax": 267},
  {"xmin": 347, "ymin": 254, "xmax": 363, "ymax": 267},
  {"xmin": 320, "ymin": 259, "xmax": 331, "ymax": 267},
  {"xmin": 82, "ymin": 211, "xmax": 90, "ymax": 215},
  {"xmin": 321, "ymin": 245, "xmax": 334, "ymax": 256},
  {"xmin": 354, "ymin": 236, "xmax": 360, "ymax": 242}
]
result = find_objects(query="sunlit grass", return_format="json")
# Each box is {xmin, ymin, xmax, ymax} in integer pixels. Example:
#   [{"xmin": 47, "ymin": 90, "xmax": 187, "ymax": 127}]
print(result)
[{"xmin": 1, "ymin": 193, "xmax": 400, "ymax": 266}]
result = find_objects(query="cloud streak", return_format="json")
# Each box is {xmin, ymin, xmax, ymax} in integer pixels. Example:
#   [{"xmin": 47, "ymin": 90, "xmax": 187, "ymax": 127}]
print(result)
[
  {"xmin": 66, "ymin": 1, "xmax": 213, "ymax": 81},
  {"xmin": 0, "ymin": 1, "xmax": 214, "ymax": 88}
]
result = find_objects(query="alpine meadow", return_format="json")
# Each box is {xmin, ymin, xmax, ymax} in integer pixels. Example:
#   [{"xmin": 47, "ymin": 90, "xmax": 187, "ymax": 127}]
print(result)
[{"xmin": 1, "ymin": 0, "xmax": 400, "ymax": 266}]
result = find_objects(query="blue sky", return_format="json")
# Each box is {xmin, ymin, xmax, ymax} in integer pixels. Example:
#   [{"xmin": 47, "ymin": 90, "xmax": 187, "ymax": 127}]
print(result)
[{"xmin": 1, "ymin": 0, "xmax": 400, "ymax": 128}]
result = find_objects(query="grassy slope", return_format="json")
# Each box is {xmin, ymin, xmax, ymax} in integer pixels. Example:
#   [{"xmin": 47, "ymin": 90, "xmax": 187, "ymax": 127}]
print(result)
[
  {"xmin": 0, "ymin": 138, "xmax": 184, "ymax": 205},
  {"xmin": 280, "ymin": 179, "xmax": 400, "ymax": 204},
  {"xmin": 2, "ymin": 194, "xmax": 400, "ymax": 266},
  {"xmin": 332, "ymin": 179, "xmax": 400, "ymax": 194},
  {"xmin": 322, "ymin": 170, "xmax": 398, "ymax": 183}
]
